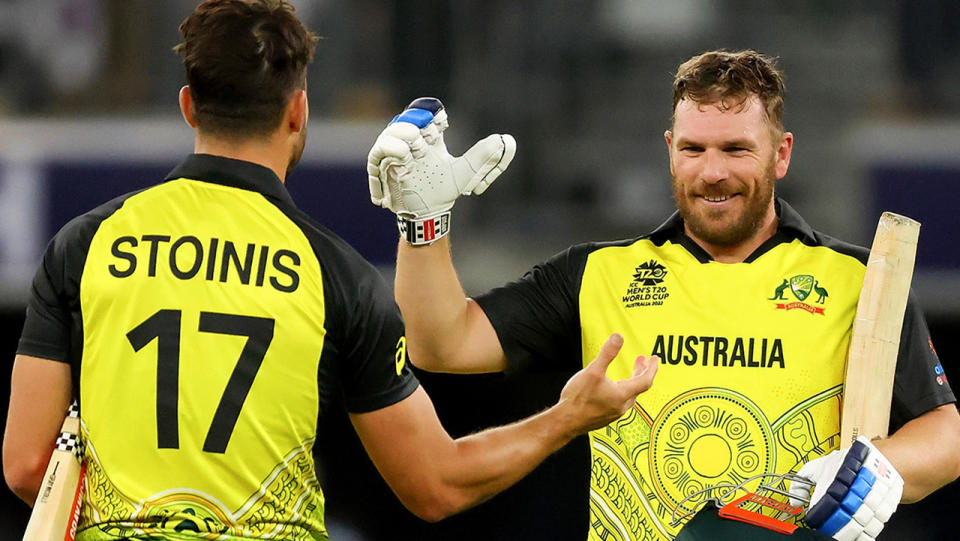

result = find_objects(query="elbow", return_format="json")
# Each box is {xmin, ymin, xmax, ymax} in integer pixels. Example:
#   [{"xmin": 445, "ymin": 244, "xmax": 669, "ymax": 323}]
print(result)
[
  {"xmin": 399, "ymin": 484, "xmax": 471, "ymax": 523},
  {"xmin": 410, "ymin": 504, "xmax": 455, "ymax": 524},
  {"xmin": 405, "ymin": 344, "xmax": 448, "ymax": 374},
  {"xmin": 3, "ymin": 455, "xmax": 47, "ymax": 506}
]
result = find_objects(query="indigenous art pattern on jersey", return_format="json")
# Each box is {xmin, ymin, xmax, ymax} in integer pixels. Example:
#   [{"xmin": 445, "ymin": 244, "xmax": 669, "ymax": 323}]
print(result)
[
  {"xmin": 78, "ymin": 428, "xmax": 324, "ymax": 540},
  {"xmin": 580, "ymin": 237, "xmax": 861, "ymax": 540}
]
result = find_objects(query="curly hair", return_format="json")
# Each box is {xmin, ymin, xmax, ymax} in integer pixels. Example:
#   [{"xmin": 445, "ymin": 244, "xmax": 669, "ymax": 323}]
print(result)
[
  {"xmin": 672, "ymin": 50, "xmax": 786, "ymax": 132},
  {"xmin": 174, "ymin": 0, "xmax": 319, "ymax": 138}
]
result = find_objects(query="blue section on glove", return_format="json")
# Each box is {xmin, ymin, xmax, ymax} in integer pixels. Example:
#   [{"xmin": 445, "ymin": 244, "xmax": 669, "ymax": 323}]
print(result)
[
  {"xmin": 850, "ymin": 470, "xmax": 875, "ymax": 499},
  {"xmin": 836, "ymin": 465, "xmax": 858, "ymax": 486},
  {"xmin": 805, "ymin": 492, "xmax": 840, "ymax": 528},
  {"xmin": 848, "ymin": 440, "xmax": 870, "ymax": 463},
  {"xmin": 391, "ymin": 108, "xmax": 435, "ymax": 128},
  {"xmin": 858, "ymin": 467, "xmax": 876, "ymax": 487},
  {"xmin": 804, "ymin": 439, "xmax": 874, "ymax": 530},
  {"xmin": 840, "ymin": 491, "xmax": 864, "ymax": 515},
  {"xmin": 825, "ymin": 481, "xmax": 849, "ymax": 505},
  {"xmin": 821, "ymin": 507, "xmax": 854, "ymax": 536},
  {"xmin": 406, "ymin": 97, "xmax": 444, "ymax": 114},
  {"xmin": 840, "ymin": 446, "xmax": 867, "ymax": 473}
]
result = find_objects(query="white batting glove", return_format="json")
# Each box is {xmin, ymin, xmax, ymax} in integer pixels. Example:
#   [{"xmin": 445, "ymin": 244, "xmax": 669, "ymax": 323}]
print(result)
[
  {"xmin": 366, "ymin": 97, "xmax": 516, "ymax": 245},
  {"xmin": 788, "ymin": 436, "xmax": 904, "ymax": 541}
]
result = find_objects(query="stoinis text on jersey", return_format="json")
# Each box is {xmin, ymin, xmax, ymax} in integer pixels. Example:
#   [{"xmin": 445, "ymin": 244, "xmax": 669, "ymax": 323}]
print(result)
[
  {"xmin": 652, "ymin": 334, "xmax": 785, "ymax": 368},
  {"xmin": 106, "ymin": 234, "xmax": 301, "ymax": 292}
]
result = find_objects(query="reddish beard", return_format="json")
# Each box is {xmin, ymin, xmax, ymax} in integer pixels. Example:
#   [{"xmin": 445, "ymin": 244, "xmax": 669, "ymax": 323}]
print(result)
[{"xmin": 672, "ymin": 159, "xmax": 776, "ymax": 248}]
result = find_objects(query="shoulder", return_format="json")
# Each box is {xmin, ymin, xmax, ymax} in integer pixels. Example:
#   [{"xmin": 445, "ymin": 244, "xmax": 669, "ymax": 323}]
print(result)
[
  {"xmin": 545, "ymin": 236, "xmax": 649, "ymax": 270},
  {"xmin": 273, "ymin": 205, "xmax": 387, "ymax": 294},
  {"xmin": 802, "ymin": 230, "xmax": 870, "ymax": 266},
  {"xmin": 47, "ymin": 189, "xmax": 146, "ymax": 255}
]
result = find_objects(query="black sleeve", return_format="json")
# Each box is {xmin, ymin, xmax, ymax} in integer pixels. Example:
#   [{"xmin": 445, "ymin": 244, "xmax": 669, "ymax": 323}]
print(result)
[
  {"xmin": 302, "ymin": 221, "xmax": 419, "ymax": 414},
  {"xmin": 473, "ymin": 244, "xmax": 591, "ymax": 374},
  {"xmin": 17, "ymin": 214, "xmax": 99, "ymax": 365},
  {"xmin": 889, "ymin": 290, "xmax": 956, "ymax": 432},
  {"xmin": 335, "ymin": 264, "xmax": 420, "ymax": 413}
]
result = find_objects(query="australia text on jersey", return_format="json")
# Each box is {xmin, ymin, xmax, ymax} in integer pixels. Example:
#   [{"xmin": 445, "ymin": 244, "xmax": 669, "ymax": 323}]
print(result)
[
  {"xmin": 652, "ymin": 334, "xmax": 785, "ymax": 368},
  {"xmin": 107, "ymin": 234, "xmax": 301, "ymax": 293}
]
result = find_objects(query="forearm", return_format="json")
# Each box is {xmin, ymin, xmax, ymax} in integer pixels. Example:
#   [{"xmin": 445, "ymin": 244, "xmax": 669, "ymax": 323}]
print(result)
[
  {"xmin": 3, "ymin": 355, "xmax": 72, "ymax": 506},
  {"xmin": 874, "ymin": 404, "xmax": 960, "ymax": 502},
  {"xmin": 437, "ymin": 401, "xmax": 578, "ymax": 512},
  {"xmin": 395, "ymin": 236, "xmax": 500, "ymax": 372},
  {"xmin": 355, "ymin": 336, "xmax": 655, "ymax": 521},
  {"xmin": 353, "ymin": 388, "xmax": 579, "ymax": 521}
]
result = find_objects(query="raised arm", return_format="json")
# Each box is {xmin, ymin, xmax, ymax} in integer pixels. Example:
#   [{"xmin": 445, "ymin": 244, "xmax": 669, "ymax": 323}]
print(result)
[
  {"xmin": 368, "ymin": 97, "xmax": 515, "ymax": 373},
  {"xmin": 351, "ymin": 334, "xmax": 657, "ymax": 521},
  {"xmin": 394, "ymin": 236, "xmax": 506, "ymax": 373}
]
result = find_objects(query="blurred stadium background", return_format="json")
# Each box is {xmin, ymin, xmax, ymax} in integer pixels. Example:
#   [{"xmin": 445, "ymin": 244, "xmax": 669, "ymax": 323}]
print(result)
[{"xmin": 1, "ymin": 1, "xmax": 958, "ymax": 539}]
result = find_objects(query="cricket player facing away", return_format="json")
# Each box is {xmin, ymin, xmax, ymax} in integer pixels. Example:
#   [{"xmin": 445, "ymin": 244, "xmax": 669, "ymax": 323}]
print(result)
[
  {"xmin": 3, "ymin": 1, "xmax": 659, "ymax": 539},
  {"xmin": 367, "ymin": 50, "xmax": 960, "ymax": 540}
]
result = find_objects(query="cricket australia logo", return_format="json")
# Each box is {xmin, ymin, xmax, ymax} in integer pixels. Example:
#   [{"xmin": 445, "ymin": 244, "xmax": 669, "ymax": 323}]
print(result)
[
  {"xmin": 768, "ymin": 274, "xmax": 828, "ymax": 315},
  {"xmin": 623, "ymin": 260, "xmax": 669, "ymax": 308}
]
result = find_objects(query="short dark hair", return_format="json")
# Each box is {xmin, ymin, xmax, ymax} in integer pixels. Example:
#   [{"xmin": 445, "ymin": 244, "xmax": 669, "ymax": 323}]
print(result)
[
  {"xmin": 672, "ymin": 50, "xmax": 785, "ymax": 133},
  {"xmin": 174, "ymin": 0, "xmax": 318, "ymax": 138}
]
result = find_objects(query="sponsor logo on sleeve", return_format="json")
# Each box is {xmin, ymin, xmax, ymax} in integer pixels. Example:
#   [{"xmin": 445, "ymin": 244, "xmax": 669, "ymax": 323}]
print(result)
[
  {"xmin": 768, "ymin": 274, "xmax": 828, "ymax": 315},
  {"xmin": 395, "ymin": 336, "xmax": 407, "ymax": 376},
  {"xmin": 934, "ymin": 362, "xmax": 947, "ymax": 386}
]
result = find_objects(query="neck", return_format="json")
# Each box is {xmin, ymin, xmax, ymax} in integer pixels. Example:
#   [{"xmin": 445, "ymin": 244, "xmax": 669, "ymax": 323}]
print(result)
[
  {"xmin": 194, "ymin": 133, "xmax": 289, "ymax": 182},
  {"xmin": 687, "ymin": 212, "xmax": 779, "ymax": 264}
]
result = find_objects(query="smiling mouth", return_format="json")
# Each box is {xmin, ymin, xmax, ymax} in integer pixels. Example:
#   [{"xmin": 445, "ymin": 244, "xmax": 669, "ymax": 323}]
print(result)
[{"xmin": 702, "ymin": 194, "xmax": 734, "ymax": 203}]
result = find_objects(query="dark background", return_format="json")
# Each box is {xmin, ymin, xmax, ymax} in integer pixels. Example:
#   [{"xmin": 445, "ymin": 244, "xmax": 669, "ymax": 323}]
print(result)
[
  {"xmin": 1, "ymin": 160, "xmax": 958, "ymax": 540},
  {"xmin": 1, "ymin": 309, "xmax": 958, "ymax": 539},
  {"xmin": 2, "ymin": 1, "xmax": 960, "ymax": 539}
]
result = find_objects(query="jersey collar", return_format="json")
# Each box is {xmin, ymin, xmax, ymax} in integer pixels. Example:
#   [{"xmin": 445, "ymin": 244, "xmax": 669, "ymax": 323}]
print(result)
[
  {"xmin": 647, "ymin": 198, "xmax": 818, "ymax": 263},
  {"xmin": 164, "ymin": 153, "xmax": 296, "ymax": 207}
]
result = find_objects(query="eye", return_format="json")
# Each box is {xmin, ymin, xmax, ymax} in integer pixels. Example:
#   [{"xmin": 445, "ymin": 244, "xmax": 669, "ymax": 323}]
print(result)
[
  {"xmin": 680, "ymin": 145, "xmax": 704, "ymax": 153},
  {"xmin": 724, "ymin": 146, "xmax": 749, "ymax": 153}
]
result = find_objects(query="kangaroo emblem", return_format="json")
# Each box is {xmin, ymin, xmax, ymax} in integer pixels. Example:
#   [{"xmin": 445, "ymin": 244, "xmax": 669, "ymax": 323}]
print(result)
[
  {"xmin": 769, "ymin": 279, "xmax": 789, "ymax": 300},
  {"xmin": 813, "ymin": 281, "xmax": 829, "ymax": 304}
]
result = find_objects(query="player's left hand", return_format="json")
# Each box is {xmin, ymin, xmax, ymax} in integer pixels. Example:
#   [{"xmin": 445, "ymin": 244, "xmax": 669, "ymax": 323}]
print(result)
[{"xmin": 788, "ymin": 436, "xmax": 903, "ymax": 541}]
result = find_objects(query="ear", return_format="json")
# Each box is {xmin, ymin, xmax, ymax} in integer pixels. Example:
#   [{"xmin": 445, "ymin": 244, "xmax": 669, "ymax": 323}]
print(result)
[
  {"xmin": 664, "ymin": 129, "xmax": 676, "ymax": 176},
  {"xmin": 774, "ymin": 131, "xmax": 794, "ymax": 179},
  {"xmin": 178, "ymin": 86, "xmax": 197, "ymax": 128},
  {"xmin": 286, "ymin": 90, "xmax": 308, "ymax": 133}
]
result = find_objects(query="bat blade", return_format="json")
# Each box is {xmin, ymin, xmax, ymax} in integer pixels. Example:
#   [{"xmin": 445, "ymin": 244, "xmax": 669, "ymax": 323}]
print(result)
[
  {"xmin": 22, "ymin": 402, "xmax": 84, "ymax": 541},
  {"xmin": 840, "ymin": 212, "xmax": 920, "ymax": 447}
]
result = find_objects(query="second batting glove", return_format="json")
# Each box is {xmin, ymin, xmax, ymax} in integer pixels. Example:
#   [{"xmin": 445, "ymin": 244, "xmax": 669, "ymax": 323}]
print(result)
[{"xmin": 789, "ymin": 436, "xmax": 904, "ymax": 541}]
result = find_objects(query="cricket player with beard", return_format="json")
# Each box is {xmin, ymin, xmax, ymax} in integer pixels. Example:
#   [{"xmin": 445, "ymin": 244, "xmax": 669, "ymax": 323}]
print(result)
[{"xmin": 367, "ymin": 49, "xmax": 960, "ymax": 540}]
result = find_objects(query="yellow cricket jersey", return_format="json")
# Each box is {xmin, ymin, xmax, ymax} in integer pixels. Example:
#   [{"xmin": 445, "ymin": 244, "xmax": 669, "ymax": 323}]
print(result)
[
  {"xmin": 475, "ymin": 199, "xmax": 954, "ymax": 541},
  {"xmin": 17, "ymin": 154, "xmax": 419, "ymax": 540}
]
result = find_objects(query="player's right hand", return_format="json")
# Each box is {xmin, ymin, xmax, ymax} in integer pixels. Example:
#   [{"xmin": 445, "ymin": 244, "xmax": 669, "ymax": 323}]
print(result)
[
  {"xmin": 558, "ymin": 334, "xmax": 658, "ymax": 435},
  {"xmin": 788, "ymin": 437, "xmax": 904, "ymax": 541},
  {"xmin": 366, "ymin": 97, "xmax": 516, "ymax": 222}
]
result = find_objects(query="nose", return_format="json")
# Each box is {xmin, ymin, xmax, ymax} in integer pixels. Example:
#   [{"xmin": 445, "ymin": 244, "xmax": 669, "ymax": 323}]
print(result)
[{"xmin": 700, "ymin": 149, "xmax": 727, "ymax": 184}]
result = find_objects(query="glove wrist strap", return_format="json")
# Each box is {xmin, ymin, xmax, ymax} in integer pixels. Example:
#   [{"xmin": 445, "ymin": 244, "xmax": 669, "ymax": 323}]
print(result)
[{"xmin": 398, "ymin": 212, "xmax": 451, "ymax": 245}]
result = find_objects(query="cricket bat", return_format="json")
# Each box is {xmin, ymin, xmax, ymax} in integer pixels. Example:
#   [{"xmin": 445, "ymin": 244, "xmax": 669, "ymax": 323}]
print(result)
[
  {"xmin": 22, "ymin": 401, "xmax": 85, "ymax": 541},
  {"xmin": 840, "ymin": 212, "xmax": 921, "ymax": 447}
]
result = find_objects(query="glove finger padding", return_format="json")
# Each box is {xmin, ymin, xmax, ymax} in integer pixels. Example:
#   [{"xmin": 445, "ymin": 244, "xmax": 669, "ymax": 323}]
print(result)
[
  {"xmin": 791, "ymin": 437, "xmax": 903, "ymax": 541},
  {"xmin": 367, "ymin": 123, "xmax": 422, "ymax": 211},
  {"xmin": 452, "ymin": 134, "xmax": 517, "ymax": 196},
  {"xmin": 365, "ymin": 96, "xmax": 515, "ymax": 244}
]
